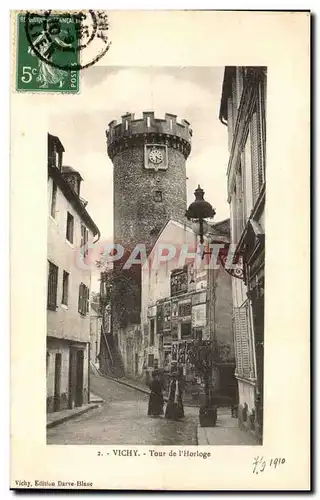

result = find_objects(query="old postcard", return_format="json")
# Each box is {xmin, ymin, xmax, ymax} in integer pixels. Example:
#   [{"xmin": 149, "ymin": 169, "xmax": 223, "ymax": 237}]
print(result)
[{"xmin": 10, "ymin": 9, "xmax": 310, "ymax": 491}]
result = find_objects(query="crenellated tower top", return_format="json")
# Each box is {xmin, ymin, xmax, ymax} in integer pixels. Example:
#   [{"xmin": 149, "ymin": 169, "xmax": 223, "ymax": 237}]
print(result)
[{"xmin": 106, "ymin": 112, "xmax": 192, "ymax": 160}]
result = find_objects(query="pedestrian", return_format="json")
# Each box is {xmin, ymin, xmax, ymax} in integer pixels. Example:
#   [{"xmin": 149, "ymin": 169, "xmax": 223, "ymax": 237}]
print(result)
[
  {"xmin": 165, "ymin": 372, "xmax": 184, "ymax": 421},
  {"xmin": 147, "ymin": 370, "xmax": 164, "ymax": 417}
]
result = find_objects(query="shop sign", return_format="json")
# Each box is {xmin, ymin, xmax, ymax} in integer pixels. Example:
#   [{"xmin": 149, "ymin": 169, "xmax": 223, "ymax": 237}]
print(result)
[
  {"xmin": 196, "ymin": 269, "xmax": 207, "ymax": 291},
  {"xmin": 163, "ymin": 335, "xmax": 172, "ymax": 347},
  {"xmin": 178, "ymin": 299, "xmax": 192, "ymax": 317},
  {"xmin": 192, "ymin": 291, "xmax": 207, "ymax": 306},
  {"xmin": 171, "ymin": 320, "xmax": 179, "ymax": 339},
  {"xmin": 187, "ymin": 263, "xmax": 196, "ymax": 292},
  {"xmin": 148, "ymin": 305, "xmax": 157, "ymax": 318},
  {"xmin": 192, "ymin": 303, "xmax": 207, "ymax": 328},
  {"xmin": 171, "ymin": 300, "xmax": 178, "ymax": 318},
  {"xmin": 171, "ymin": 267, "xmax": 188, "ymax": 296}
]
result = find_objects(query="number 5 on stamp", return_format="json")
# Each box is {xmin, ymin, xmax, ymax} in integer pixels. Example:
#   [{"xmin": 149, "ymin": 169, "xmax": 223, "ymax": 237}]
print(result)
[{"xmin": 15, "ymin": 12, "xmax": 80, "ymax": 93}]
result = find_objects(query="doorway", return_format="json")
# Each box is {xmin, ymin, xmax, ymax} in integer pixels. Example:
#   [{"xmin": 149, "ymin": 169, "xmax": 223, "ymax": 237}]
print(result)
[
  {"xmin": 75, "ymin": 350, "xmax": 84, "ymax": 407},
  {"xmin": 53, "ymin": 353, "xmax": 62, "ymax": 412}
]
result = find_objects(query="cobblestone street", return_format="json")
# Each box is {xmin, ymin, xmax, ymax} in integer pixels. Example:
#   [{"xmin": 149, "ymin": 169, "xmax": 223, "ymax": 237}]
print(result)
[{"xmin": 47, "ymin": 372, "xmax": 199, "ymax": 445}]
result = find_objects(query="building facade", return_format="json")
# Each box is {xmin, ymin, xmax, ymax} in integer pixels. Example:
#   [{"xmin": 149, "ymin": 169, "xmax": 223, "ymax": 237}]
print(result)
[
  {"xmin": 104, "ymin": 112, "xmax": 192, "ymax": 375},
  {"xmin": 219, "ymin": 66, "xmax": 266, "ymax": 441},
  {"xmin": 47, "ymin": 133, "xmax": 100, "ymax": 413},
  {"xmin": 141, "ymin": 219, "xmax": 236, "ymax": 402}
]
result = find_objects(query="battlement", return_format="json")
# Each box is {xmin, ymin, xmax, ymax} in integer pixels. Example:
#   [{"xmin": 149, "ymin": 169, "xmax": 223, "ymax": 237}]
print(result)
[{"xmin": 106, "ymin": 112, "xmax": 192, "ymax": 147}]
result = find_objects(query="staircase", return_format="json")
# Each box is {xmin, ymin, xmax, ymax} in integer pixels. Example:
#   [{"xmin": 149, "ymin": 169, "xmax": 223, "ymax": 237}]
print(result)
[{"xmin": 99, "ymin": 327, "xmax": 124, "ymax": 378}]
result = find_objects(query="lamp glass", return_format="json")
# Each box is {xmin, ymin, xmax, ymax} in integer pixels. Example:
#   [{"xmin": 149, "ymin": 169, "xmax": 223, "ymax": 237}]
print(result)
[{"xmin": 192, "ymin": 220, "xmax": 209, "ymax": 236}]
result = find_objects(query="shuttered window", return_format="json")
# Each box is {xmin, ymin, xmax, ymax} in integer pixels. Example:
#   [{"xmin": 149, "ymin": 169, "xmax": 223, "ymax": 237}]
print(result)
[
  {"xmin": 235, "ymin": 164, "xmax": 245, "ymax": 239},
  {"xmin": 233, "ymin": 308, "xmax": 243, "ymax": 376},
  {"xmin": 81, "ymin": 224, "xmax": 89, "ymax": 258},
  {"xmin": 47, "ymin": 261, "xmax": 58, "ymax": 310},
  {"xmin": 66, "ymin": 212, "xmax": 74, "ymax": 244},
  {"xmin": 250, "ymin": 106, "xmax": 264, "ymax": 204},
  {"xmin": 244, "ymin": 130, "xmax": 253, "ymax": 217},
  {"xmin": 227, "ymin": 96, "xmax": 234, "ymax": 150},
  {"xmin": 50, "ymin": 182, "xmax": 57, "ymax": 218},
  {"xmin": 231, "ymin": 77, "xmax": 238, "ymax": 129},
  {"xmin": 61, "ymin": 271, "xmax": 69, "ymax": 306},
  {"xmin": 236, "ymin": 67, "xmax": 244, "ymax": 108},
  {"xmin": 230, "ymin": 192, "xmax": 237, "ymax": 244},
  {"xmin": 233, "ymin": 304, "xmax": 253, "ymax": 379},
  {"xmin": 78, "ymin": 283, "xmax": 89, "ymax": 316}
]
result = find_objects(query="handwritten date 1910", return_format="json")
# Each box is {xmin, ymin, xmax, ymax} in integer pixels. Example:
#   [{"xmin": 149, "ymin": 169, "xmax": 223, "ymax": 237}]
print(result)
[{"xmin": 253, "ymin": 456, "xmax": 286, "ymax": 474}]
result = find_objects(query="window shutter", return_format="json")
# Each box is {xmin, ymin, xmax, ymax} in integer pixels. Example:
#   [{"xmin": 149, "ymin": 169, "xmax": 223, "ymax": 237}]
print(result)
[
  {"xmin": 86, "ymin": 287, "xmax": 89, "ymax": 314},
  {"xmin": 233, "ymin": 308, "xmax": 243, "ymax": 377},
  {"xmin": 78, "ymin": 284, "xmax": 83, "ymax": 313},
  {"xmin": 231, "ymin": 77, "xmax": 238, "ymax": 128},
  {"xmin": 51, "ymin": 182, "xmax": 57, "ymax": 218},
  {"xmin": 235, "ymin": 170, "xmax": 244, "ymax": 238},
  {"xmin": 81, "ymin": 225, "xmax": 85, "ymax": 255},
  {"xmin": 234, "ymin": 306, "xmax": 253, "ymax": 380},
  {"xmin": 250, "ymin": 111, "xmax": 260, "ymax": 203},
  {"xmin": 236, "ymin": 68, "xmax": 243, "ymax": 107},
  {"xmin": 239, "ymin": 307, "xmax": 251, "ymax": 378},
  {"xmin": 85, "ymin": 228, "xmax": 89, "ymax": 257},
  {"xmin": 250, "ymin": 108, "xmax": 264, "ymax": 204},
  {"xmin": 227, "ymin": 97, "xmax": 234, "ymax": 150},
  {"xmin": 47, "ymin": 262, "xmax": 58, "ymax": 310},
  {"xmin": 245, "ymin": 301, "xmax": 255, "ymax": 379}
]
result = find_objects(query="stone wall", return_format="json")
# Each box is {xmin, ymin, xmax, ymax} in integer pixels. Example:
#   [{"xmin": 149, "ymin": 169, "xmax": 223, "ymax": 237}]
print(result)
[{"xmin": 113, "ymin": 146, "xmax": 187, "ymax": 252}]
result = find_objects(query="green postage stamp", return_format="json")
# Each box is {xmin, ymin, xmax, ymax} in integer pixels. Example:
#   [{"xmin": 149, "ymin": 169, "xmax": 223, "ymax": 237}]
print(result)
[{"xmin": 15, "ymin": 10, "xmax": 111, "ymax": 93}]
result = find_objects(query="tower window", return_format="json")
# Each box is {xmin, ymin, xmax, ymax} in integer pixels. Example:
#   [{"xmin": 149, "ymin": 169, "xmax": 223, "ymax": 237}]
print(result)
[
  {"xmin": 154, "ymin": 190, "xmax": 163, "ymax": 202},
  {"xmin": 125, "ymin": 120, "xmax": 128, "ymax": 131},
  {"xmin": 170, "ymin": 119, "xmax": 173, "ymax": 129},
  {"xmin": 147, "ymin": 116, "xmax": 151, "ymax": 127}
]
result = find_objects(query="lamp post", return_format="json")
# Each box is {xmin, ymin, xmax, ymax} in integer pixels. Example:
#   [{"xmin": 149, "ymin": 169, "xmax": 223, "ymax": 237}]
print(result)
[
  {"xmin": 186, "ymin": 185, "xmax": 246, "ymax": 427},
  {"xmin": 185, "ymin": 185, "xmax": 218, "ymax": 426}
]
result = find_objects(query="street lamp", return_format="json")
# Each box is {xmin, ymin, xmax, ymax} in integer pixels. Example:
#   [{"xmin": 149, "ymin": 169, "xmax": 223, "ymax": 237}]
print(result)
[
  {"xmin": 185, "ymin": 185, "xmax": 216, "ymax": 245},
  {"xmin": 186, "ymin": 185, "xmax": 245, "ymax": 279}
]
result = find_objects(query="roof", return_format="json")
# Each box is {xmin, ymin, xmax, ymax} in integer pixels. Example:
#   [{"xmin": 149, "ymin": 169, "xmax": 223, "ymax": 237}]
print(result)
[
  {"xmin": 48, "ymin": 164, "xmax": 100, "ymax": 238},
  {"xmin": 48, "ymin": 133, "xmax": 65, "ymax": 152},
  {"xmin": 207, "ymin": 218, "xmax": 230, "ymax": 244},
  {"xmin": 210, "ymin": 218, "xmax": 230, "ymax": 235},
  {"xmin": 147, "ymin": 218, "xmax": 195, "ymax": 256},
  {"xmin": 219, "ymin": 67, "xmax": 236, "ymax": 124},
  {"xmin": 62, "ymin": 165, "xmax": 83, "ymax": 180}
]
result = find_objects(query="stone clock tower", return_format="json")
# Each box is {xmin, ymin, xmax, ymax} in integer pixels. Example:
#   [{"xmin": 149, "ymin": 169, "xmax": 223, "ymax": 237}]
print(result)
[
  {"xmin": 107, "ymin": 112, "xmax": 192, "ymax": 254},
  {"xmin": 105, "ymin": 112, "xmax": 192, "ymax": 332}
]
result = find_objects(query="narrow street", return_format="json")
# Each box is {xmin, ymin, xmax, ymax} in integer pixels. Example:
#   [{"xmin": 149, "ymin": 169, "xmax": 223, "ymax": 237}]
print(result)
[{"xmin": 47, "ymin": 372, "xmax": 199, "ymax": 445}]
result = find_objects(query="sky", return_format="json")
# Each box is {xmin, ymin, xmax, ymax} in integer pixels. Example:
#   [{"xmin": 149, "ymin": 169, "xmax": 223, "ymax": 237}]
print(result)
[{"xmin": 49, "ymin": 66, "xmax": 230, "ymax": 244}]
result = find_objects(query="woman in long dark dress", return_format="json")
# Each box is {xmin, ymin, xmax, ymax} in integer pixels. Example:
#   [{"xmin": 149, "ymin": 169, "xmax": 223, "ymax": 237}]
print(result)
[
  {"xmin": 165, "ymin": 372, "xmax": 184, "ymax": 420},
  {"xmin": 148, "ymin": 371, "xmax": 164, "ymax": 417}
]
